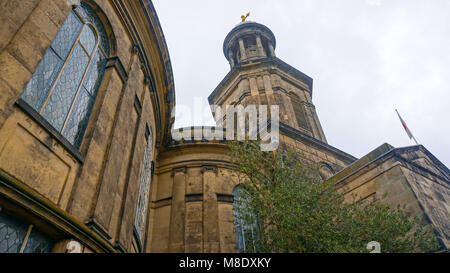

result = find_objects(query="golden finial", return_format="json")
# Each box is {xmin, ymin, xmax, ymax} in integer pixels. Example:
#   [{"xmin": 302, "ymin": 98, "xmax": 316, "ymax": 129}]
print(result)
[{"xmin": 241, "ymin": 12, "xmax": 250, "ymax": 22}]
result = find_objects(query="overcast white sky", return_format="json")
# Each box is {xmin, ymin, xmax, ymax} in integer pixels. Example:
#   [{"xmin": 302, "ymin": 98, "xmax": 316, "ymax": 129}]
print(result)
[{"xmin": 153, "ymin": 0, "xmax": 450, "ymax": 167}]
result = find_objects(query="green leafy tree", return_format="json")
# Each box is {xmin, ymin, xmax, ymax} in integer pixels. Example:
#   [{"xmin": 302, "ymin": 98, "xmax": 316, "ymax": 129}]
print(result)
[{"xmin": 229, "ymin": 141, "xmax": 439, "ymax": 253}]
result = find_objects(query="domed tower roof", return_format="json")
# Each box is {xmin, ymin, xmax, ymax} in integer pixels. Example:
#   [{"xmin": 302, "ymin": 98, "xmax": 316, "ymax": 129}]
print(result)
[{"xmin": 223, "ymin": 21, "xmax": 277, "ymax": 67}]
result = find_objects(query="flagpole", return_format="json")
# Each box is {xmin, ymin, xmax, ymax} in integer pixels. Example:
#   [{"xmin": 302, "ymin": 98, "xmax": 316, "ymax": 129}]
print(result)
[{"xmin": 411, "ymin": 135, "xmax": 419, "ymax": 146}]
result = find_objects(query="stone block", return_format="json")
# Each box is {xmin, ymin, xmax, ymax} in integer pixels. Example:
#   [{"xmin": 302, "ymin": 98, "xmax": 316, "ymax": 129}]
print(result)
[{"xmin": 0, "ymin": 51, "xmax": 32, "ymax": 92}]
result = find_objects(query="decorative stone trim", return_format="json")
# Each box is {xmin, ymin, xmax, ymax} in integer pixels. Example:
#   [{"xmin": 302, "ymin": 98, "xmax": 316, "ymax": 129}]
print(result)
[
  {"xmin": 217, "ymin": 193, "xmax": 234, "ymax": 203},
  {"xmin": 134, "ymin": 94, "xmax": 142, "ymax": 115},
  {"xmin": 201, "ymin": 165, "xmax": 218, "ymax": 174},
  {"xmin": 106, "ymin": 57, "xmax": 128, "ymax": 84},
  {"xmin": 151, "ymin": 197, "xmax": 172, "ymax": 209},
  {"xmin": 86, "ymin": 218, "xmax": 112, "ymax": 241},
  {"xmin": 171, "ymin": 166, "xmax": 187, "ymax": 176},
  {"xmin": 185, "ymin": 193, "xmax": 203, "ymax": 202},
  {"xmin": 279, "ymin": 122, "xmax": 356, "ymax": 163},
  {"xmin": 67, "ymin": 0, "xmax": 81, "ymax": 7},
  {"xmin": 113, "ymin": 241, "xmax": 127, "ymax": 253}
]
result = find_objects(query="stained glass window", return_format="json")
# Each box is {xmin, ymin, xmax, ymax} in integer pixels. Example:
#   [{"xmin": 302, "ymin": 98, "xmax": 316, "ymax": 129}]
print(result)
[
  {"xmin": 0, "ymin": 210, "xmax": 29, "ymax": 253},
  {"xmin": 22, "ymin": 227, "xmax": 54, "ymax": 253},
  {"xmin": 21, "ymin": 2, "xmax": 109, "ymax": 148},
  {"xmin": 0, "ymin": 209, "xmax": 53, "ymax": 253},
  {"xmin": 233, "ymin": 186, "xmax": 258, "ymax": 253},
  {"xmin": 134, "ymin": 129, "xmax": 154, "ymax": 246}
]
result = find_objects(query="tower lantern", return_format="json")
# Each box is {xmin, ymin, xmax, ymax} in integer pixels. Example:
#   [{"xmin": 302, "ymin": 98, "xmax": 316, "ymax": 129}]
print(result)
[{"xmin": 223, "ymin": 21, "xmax": 276, "ymax": 68}]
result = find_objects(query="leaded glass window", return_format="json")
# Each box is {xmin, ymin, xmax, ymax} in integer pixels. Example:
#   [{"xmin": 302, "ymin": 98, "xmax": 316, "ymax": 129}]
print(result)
[
  {"xmin": 21, "ymin": 2, "xmax": 109, "ymax": 148},
  {"xmin": 233, "ymin": 186, "xmax": 258, "ymax": 253},
  {"xmin": 0, "ymin": 208, "xmax": 53, "ymax": 253},
  {"xmin": 134, "ymin": 128, "xmax": 154, "ymax": 246}
]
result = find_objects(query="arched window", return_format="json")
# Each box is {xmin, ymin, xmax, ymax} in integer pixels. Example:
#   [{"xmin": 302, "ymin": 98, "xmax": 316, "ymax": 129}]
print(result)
[
  {"xmin": 232, "ymin": 186, "xmax": 258, "ymax": 253},
  {"xmin": 0, "ymin": 208, "xmax": 53, "ymax": 253},
  {"xmin": 134, "ymin": 127, "xmax": 153, "ymax": 250},
  {"xmin": 21, "ymin": 2, "xmax": 110, "ymax": 148},
  {"xmin": 319, "ymin": 163, "xmax": 334, "ymax": 180}
]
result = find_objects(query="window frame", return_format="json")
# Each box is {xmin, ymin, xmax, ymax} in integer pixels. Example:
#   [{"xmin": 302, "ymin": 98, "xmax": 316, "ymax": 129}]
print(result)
[
  {"xmin": 232, "ymin": 185, "xmax": 259, "ymax": 253},
  {"xmin": 133, "ymin": 125, "xmax": 154, "ymax": 252},
  {"xmin": 289, "ymin": 92, "xmax": 311, "ymax": 132},
  {"xmin": 17, "ymin": 4, "xmax": 110, "ymax": 162}
]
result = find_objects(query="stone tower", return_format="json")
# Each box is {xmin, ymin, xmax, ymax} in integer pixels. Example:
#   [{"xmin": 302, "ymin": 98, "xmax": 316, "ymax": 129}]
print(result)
[
  {"xmin": 209, "ymin": 21, "xmax": 356, "ymax": 179},
  {"xmin": 209, "ymin": 21, "xmax": 327, "ymax": 143}
]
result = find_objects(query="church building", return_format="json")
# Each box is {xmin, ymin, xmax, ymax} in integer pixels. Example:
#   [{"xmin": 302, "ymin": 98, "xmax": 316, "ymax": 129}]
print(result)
[{"xmin": 0, "ymin": 0, "xmax": 448, "ymax": 253}]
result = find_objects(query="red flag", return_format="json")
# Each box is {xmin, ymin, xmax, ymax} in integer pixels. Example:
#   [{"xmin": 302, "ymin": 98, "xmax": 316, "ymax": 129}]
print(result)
[{"xmin": 396, "ymin": 109, "xmax": 419, "ymax": 145}]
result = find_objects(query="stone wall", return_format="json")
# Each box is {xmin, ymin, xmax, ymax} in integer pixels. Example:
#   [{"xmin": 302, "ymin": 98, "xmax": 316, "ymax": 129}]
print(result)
[
  {"xmin": 0, "ymin": 0, "xmax": 173, "ymax": 253},
  {"xmin": 149, "ymin": 142, "xmax": 238, "ymax": 253},
  {"xmin": 332, "ymin": 144, "xmax": 450, "ymax": 250}
]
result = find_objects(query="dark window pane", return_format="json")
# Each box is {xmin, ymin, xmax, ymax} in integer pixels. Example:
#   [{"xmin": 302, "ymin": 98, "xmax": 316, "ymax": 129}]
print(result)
[
  {"xmin": 233, "ymin": 186, "xmax": 258, "ymax": 253},
  {"xmin": 51, "ymin": 11, "xmax": 83, "ymax": 60},
  {"xmin": 22, "ymin": 228, "xmax": 53, "ymax": 253},
  {"xmin": 63, "ymin": 87, "xmax": 94, "ymax": 148},
  {"xmin": 21, "ymin": 48, "xmax": 63, "ymax": 111},
  {"xmin": 42, "ymin": 43, "xmax": 90, "ymax": 131},
  {"xmin": 233, "ymin": 186, "xmax": 246, "ymax": 252},
  {"xmin": 0, "ymin": 211, "xmax": 28, "ymax": 253},
  {"xmin": 135, "ymin": 132, "xmax": 153, "ymax": 243},
  {"xmin": 290, "ymin": 95, "xmax": 310, "ymax": 130}
]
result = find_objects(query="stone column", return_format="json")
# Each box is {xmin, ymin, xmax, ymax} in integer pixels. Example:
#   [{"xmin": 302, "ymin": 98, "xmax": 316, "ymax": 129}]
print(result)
[
  {"xmin": 249, "ymin": 77, "xmax": 259, "ymax": 96},
  {"xmin": 202, "ymin": 165, "xmax": 220, "ymax": 252},
  {"xmin": 263, "ymin": 75, "xmax": 273, "ymax": 95},
  {"xmin": 238, "ymin": 38, "xmax": 247, "ymax": 61},
  {"xmin": 228, "ymin": 50, "xmax": 235, "ymax": 68},
  {"xmin": 256, "ymin": 35, "xmax": 266, "ymax": 57},
  {"xmin": 268, "ymin": 42, "xmax": 276, "ymax": 57},
  {"xmin": 168, "ymin": 167, "xmax": 187, "ymax": 252}
]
